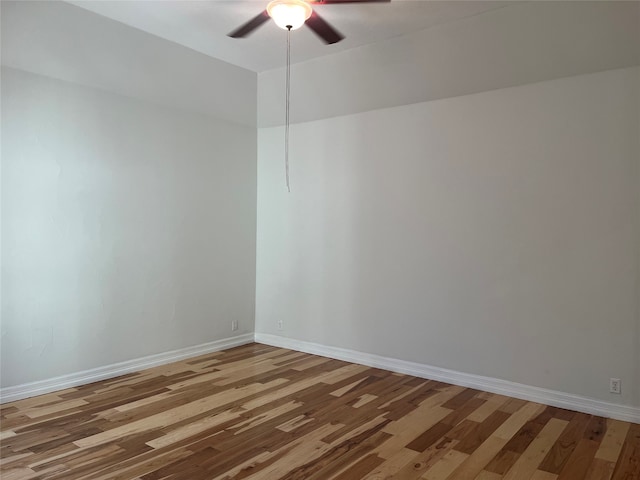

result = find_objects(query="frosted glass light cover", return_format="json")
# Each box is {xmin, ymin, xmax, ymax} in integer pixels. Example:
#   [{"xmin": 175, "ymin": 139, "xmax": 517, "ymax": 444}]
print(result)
[{"xmin": 267, "ymin": 0, "xmax": 312, "ymax": 31}]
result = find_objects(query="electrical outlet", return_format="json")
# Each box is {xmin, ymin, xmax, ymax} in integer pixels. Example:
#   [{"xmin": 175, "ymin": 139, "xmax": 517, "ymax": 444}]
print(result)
[
  {"xmin": 277, "ymin": 320, "xmax": 284, "ymax": 331},
  {"xmin": 609, "ymin": 378, "xmax": 621, "ymax": 394},
  {"xmin": 231, "ymin": 320, "xmax": 238, "ymax": 332}
]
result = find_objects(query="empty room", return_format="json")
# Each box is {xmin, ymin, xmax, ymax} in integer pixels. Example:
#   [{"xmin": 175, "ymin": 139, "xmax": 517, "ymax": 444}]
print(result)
[{"xmin": 1, "ymin": 0, "xmax": 639, "ymax": 478}]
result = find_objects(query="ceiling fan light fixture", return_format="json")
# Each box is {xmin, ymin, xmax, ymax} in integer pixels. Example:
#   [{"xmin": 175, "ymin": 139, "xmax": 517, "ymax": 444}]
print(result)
[{"xmin": 267, "ymin": 0, "xmax": 313, "ymax": 31}]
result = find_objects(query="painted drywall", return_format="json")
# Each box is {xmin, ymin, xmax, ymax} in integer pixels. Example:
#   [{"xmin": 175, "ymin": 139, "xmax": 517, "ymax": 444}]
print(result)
[
  {"xmin": 259, "ymin": 0, "xmax": 640, "ymax": 127},
  {"xmin": 1, "ymin": 67, "xmax": 257, "ymax": 387},
  {"xmin": 1, "ymin": 1, "xmax": 256, "ymax": 127},
  {"xmin": 255, "ymin": 67, "xmax": 640, "ymax": 408}
]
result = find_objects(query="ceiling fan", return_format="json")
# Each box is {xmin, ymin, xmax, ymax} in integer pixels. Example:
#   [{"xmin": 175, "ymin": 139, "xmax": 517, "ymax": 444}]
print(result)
[{"xmin": 228, "ymin": 0, "xmax": 391, "ymax": 45}]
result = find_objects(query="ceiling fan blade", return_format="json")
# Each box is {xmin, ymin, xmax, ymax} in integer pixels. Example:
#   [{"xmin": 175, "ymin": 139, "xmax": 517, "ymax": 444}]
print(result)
[
  {"xmin": 306, "ymin": 11, "xmax": 344, "ymax": 44},
  {"xmin": 228, "ymin": 10, "xmax": 270, "ymax": 38},
  {"xmin": 312, "ymin": 0, "xmax": 391, "ymax": 4}
]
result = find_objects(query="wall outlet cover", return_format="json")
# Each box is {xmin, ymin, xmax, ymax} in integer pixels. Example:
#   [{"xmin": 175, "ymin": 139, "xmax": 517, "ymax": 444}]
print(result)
[{"xmin": 609, "ymin": 378, "xmax": 621, "ymax": 394}]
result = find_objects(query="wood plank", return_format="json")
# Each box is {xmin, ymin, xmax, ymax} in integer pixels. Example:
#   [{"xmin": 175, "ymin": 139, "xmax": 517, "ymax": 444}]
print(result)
[
  {"xmin": 610, "ymin": 423, "xmax": 640, "ymax": 480},
  {"xmin": 584, "ymin": 457, "xmax": 616, "ymax": 480},
  {"xmin": 444, "ymin": 402, "xmax": 545, "ymax": 480},
  {"xmin": 502, "ymin": 417, "xmax": 569, "ymax": 480},
  {"xmin": 330, "ymin": 453, "xmax": 385, "ymax": 480},
  {"xmin": 557, "ymin": 438, "xmax": 602, "ymax": 480},
  {"xmin": 361, "ymin": 447, "xmax": 417, "ymax": 480},
  {"xmin": 538, "ymin": 412, "xmax": 592, "ymax": 474},
  {"xmin": 485, "ymin": 449, "xmax": 521, "ymax": 475},
  {"xmin": 596, "ymin": 419, "xmax": 631, "ymax": 462},
  {"xmin": 467, "ymin": 395, "xmax": 509, "ymax": 423},
  {"xmin": 422, "ymin": 449, "xmax": 468, "ymax": 479},
  {"xmin": 75, "ymin": 379, "xmax": 287, "ymax": 448},
  {"xmin": 474, "ymin": 471, "xmax": 503, "ymax": 480},
  {"xmin": 389, "ymin": 437, "xmax": 459, "ymax": 479},
  {"xmin": 455, "ymin": 410, "xmax": 511, "ymax": 454},
  {"xmin": 530, "ymin": 471, "xmax": 559, "ymax": 480}
]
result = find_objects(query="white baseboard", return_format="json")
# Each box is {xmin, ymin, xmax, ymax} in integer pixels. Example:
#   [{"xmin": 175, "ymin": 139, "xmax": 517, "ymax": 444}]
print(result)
[
  {"xmin": 3, "ymin": 332, "xmax": 638, "ymax": 424},
  {"xmin": 0, "ymin": 334, "xmax": 254, "ymax": 404},
  {"xmin": 255, "ymin": 333, "xmax": 640, "ymax": 424}
]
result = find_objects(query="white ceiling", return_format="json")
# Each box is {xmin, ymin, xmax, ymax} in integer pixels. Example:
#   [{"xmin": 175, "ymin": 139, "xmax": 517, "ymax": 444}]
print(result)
[{"xmin": 68, "ymin": 0, "xmax": 510, "ymax": 72}]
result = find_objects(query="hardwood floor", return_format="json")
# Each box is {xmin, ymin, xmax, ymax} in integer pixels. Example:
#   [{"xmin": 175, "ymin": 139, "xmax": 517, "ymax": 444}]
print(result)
[{"xmin": 1, "ymin": 343, "xmax": 638, "ymax": 479}]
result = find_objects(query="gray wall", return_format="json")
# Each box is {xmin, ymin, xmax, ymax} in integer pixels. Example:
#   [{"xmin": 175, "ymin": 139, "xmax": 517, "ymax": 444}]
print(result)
[
  {"xmin": 1, "ymin": 67, "xmax": 256, "ymax": 387},
  {"xmin": 1, "ymin": 1, "xmax": 258, "ymax": 389},
  {"xmin": 256, "ymin": 65, "xmax": 640, "ymax": 407}
]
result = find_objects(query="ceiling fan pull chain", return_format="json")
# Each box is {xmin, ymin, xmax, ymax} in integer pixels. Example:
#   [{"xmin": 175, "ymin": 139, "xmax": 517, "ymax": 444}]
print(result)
[{"xmin": 285, "ymin": 26, "xmax": 292, "ymax": 193}]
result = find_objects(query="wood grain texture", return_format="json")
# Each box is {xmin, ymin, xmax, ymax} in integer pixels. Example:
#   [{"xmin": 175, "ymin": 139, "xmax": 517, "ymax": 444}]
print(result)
[{"xmin": 1, "ymin": 343, "xmax": 638, "ymax": 479}]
